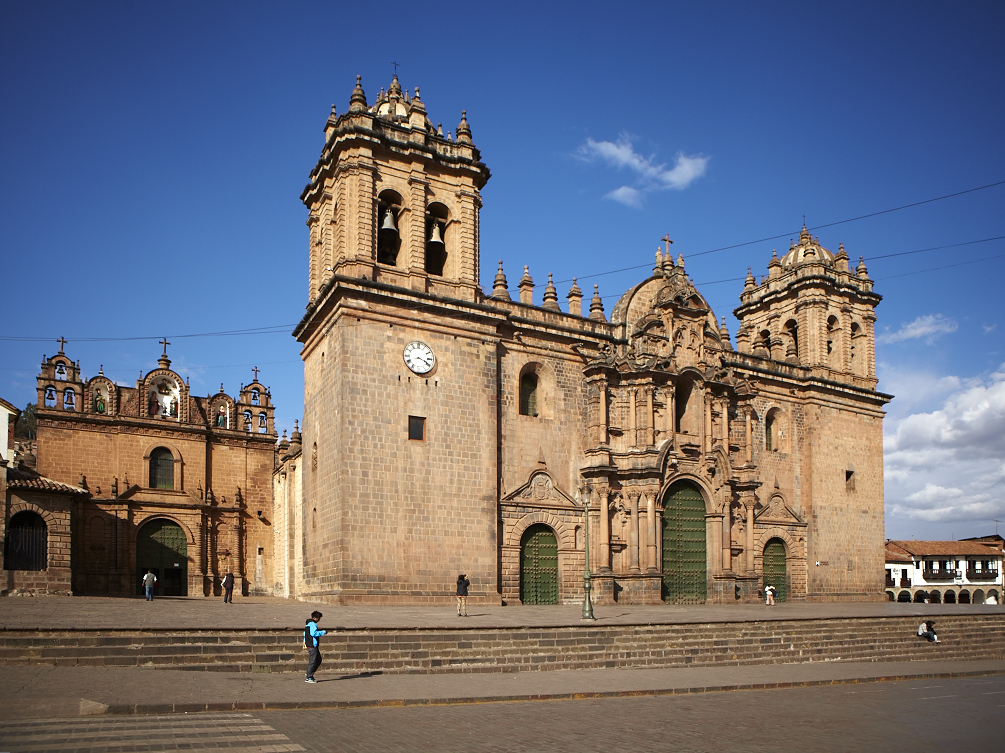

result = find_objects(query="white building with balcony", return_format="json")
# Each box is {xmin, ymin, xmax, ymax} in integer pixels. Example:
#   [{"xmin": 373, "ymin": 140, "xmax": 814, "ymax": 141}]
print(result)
[{"xmin": 885, "ymin": 539, "xmax": 1003, "ymax": 604}]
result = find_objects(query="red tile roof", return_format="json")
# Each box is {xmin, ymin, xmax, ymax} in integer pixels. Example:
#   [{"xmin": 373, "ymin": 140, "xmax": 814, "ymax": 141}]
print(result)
[
  {"xmin": 887, "ymin": 540, "xmax": 1003, "ymax": 557},
  {"xmin": 5, "ymin": 466, "xmax": 88, "ymax": 495}
]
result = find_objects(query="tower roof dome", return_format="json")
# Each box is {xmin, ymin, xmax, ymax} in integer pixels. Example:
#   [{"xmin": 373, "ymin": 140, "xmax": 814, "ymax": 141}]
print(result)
[{"xmin": 780, "ymin": 225, "xmax": 835, "ymax": 268}]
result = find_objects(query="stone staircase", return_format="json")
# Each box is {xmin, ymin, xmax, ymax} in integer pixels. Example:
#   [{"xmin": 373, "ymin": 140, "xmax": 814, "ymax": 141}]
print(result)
[{"xmin": 1, "ymin": 614, "xmax": 1002, "ymax": 674}]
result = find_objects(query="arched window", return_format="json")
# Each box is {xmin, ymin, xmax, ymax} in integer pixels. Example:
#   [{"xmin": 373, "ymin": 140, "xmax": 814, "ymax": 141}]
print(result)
[
  {"xmin": 765, "ymin": 409, "xmax": 779, "ymax": 452},
  {"xmin": 149, "ymin": 447, "xmax": 175, "ymax": 489},
  {"xmin": 784, "ymin": 319, "xmax": 799, "ymax": 361},
  {"xmin": 826, "ymin": 315, "xmax": 839, "ymax": 363},
  {"xmin": 519, "ymin": 373, "xmax": 539, "ymax": 416},
  {"xmin": 4, "ymin": 511, "xmax": 47, "ymax": 570}
]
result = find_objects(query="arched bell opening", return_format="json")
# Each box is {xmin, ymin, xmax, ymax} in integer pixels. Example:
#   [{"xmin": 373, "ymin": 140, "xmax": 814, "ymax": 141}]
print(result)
[
  {"xmin": 377, "ymin": 189, "xmax": 403, "ymax": 266},
  {"xmin": 425, "ymin": 202, "xmax": 449, "ymax": 276}
]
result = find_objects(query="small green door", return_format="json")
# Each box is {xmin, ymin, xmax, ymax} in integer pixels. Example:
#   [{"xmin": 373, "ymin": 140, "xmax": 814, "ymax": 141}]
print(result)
[
  {"xmin": 661, "ymin": 481, "xmax": 707, "ymax": 604},
  {"xmin": 136, "ymin": 519, "xmax": 188, "ymax": 596},
  {"xmin": 763, "ymin": 538, "xmax": 787, "ymax": 602},
  {"xmin": 520, "ymin": 524, "xmax": 558, "ymax": 605}
]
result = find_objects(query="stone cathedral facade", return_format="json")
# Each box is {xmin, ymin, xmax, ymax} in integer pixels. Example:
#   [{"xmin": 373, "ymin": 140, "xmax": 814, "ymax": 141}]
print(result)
[{"xmin": 273, "ymin": 75, "xmax": 891, "ymax": 606}]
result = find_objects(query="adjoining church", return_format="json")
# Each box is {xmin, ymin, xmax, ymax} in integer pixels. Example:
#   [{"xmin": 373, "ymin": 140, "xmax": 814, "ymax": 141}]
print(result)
[
  {"xmin": 273, "ymin": 75, "xmax": 892, "ymax": 606},
  {"xmin": 1, "ymin": 343, "xmax": 277, "ymax": 597}
]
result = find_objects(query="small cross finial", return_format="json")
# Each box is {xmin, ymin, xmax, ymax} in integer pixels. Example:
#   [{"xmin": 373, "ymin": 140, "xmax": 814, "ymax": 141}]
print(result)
[
  {"xmin": 159, "ymin": 338, "xmax": 170, "ymax": 357},
  {"xmin": 57, "ymin": 337, "xmax": 67, "ymax": 352},
  {"xmin": 661, "ymin": 235, "xmax": 674, "ymax": 255},
  {"xmin": 392, "ymin": 61, "xmax": 400, "ymax": 76},
  {"xmin": 252, "ymin": 366, "xmax": 260, "ymax": 381}
]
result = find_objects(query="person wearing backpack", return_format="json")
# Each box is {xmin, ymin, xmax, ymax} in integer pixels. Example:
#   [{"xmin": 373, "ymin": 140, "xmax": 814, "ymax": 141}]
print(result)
[
  {"xmin": 303, "ymin": 611, "xmax": 326, "ymax": 683},
  {"xmin": 142, "ymin": 570, "xmax": 158, "ymax": 601}
]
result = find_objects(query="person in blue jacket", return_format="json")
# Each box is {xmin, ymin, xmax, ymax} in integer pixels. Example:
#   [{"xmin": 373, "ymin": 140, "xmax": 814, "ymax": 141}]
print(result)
[{"xmin": 304, "ymin": 611, "xmax": 326, "ymax": 682}]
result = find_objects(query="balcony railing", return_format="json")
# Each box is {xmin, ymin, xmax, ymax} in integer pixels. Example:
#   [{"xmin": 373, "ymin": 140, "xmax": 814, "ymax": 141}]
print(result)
[
  {"xmin": 922, "ymin": 571, "xmax": 958, "ymax": 581},
  {"xmin": 899, "ymin": 577, "xmax": 912, "ymax": 588},
  {"xmin": 966, "ymin": 569, "xmax": 1000, "ymax": 582},
  {"xmin": 885, "ymin": 577, "xmax": 896, "ymax": 588}
]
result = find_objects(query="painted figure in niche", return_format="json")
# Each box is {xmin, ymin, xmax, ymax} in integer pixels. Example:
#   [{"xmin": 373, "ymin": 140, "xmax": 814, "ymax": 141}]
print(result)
[
  {"xmin": 64, "ymin": 389, "xmax": 76, "ymax": 410},
  {"xmin": 169, "ymin": 397, "xmax": 178, "ymax": 417},
  {"xmin": 157, "ymin": 379, "xmax": 172, "ymax": 395},
  {"xmin": 95, "ymin": 391, "xmax": 106, "ymax": 413},
  {"xmin": 55, "ymin": 363, "xmax": 67, "ymax": 380},
  {"xmin": 215, "ymin": 405, "xmax": 227, "ymax": 427},
  {"xmin": 149, "ymin": 393, "xmax": 161, "ymax": 416},
  {"xmin": 44, "ymin": 386, "xmax": 57, "ymax": 407}
]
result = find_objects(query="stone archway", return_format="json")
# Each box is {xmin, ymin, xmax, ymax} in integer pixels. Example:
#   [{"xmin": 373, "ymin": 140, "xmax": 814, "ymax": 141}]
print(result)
[
  {"xmin": 661, "ymin": 480, "xmax": 707, "ymax": 604},
  {"xmin": 520, "ymin": 524, "xmax": 558, "ymax": 605},
  {"xmin": 136, "ymin": 518, "xmax": 188, "ymax": 596}
]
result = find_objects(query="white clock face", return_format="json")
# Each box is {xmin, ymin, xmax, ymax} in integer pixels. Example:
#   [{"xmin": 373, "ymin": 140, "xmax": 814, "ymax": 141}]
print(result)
[{"xmin": 403, "ymin": 341, "xmax": 436, "ymax": 374}]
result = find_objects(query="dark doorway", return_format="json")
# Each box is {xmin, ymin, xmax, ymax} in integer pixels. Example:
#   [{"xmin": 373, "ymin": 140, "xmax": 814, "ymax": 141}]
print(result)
[
  {"xmin": 661, "ymin": 481, "xmax": 707, "ymax": 604},
  {"xmin": 136, "ymin": 518, "xmax": 187, "ymax": 596},
  {"xmin": 520, "ymin": 524, "xmax": 558, "ymax": 604}
]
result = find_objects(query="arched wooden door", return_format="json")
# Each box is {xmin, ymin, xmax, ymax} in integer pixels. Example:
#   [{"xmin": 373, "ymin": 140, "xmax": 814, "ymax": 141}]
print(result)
[
  {"xmin": 763, "ymin": 538, "xmax": 787, "ymax": 602},
  {"xmin": 661, "ymin": 481, "xmax": 707, "ymax": 604},
  {"xmin": 520, "ymin": 524, "xmax": 558, "ymax": 605},
  {"xmin": 136, "ymin": 519, "xmax": 187, "ymax": 596}
]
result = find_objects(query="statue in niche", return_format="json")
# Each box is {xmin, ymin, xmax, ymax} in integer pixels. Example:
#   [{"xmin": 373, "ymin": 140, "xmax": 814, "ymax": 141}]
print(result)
[
  {"xmin": 149, "ymin": 393, "xmax": 161, "ymax": 416},
  {"xmin": 215, "ymin": 405, "xmax": 227, "ymax": 427},
  {"xmin": 169, "ymin": 397, "xmax": 178, "ymax": 417},
  {"xmin": 157, "ymin": 379, "xmax": 172, "ymax": 395},
  {"xmin": 95, "ymin": 391, "xmax": 106, "ymax": 414},
  {"xmin": 111, "ymin": 477, "xmax": 118, "ymax": 497}
]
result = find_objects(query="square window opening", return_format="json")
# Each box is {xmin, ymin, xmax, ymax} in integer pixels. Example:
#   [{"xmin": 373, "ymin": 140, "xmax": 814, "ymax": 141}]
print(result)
[{"xmin": 408, "ymin": 416, "xmax": 426, "ymax": 441}]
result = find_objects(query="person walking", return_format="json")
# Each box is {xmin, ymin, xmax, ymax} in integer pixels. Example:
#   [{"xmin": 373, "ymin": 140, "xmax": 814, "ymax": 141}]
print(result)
[
  {"xmin": 304, "ymin": 611, "xmax": 326, "ymax": 683},
  {"xmin": 142, "ymin": 570, "xmax": 157, "ymax": 601},
  {"xmin": 456, "ymin": 573, "xmax": 470, "ymax": 617},
  {"xmin": 764, "ymin": 584, "xmax": 776, "ymax": 606},
  {"xmin": 222, "ymin": 572, "xmax": 235, "ymax": 603}
]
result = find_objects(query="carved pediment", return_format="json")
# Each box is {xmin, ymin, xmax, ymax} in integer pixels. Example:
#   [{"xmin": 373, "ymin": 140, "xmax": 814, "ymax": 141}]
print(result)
[
  {"xmin": 502, "ymin": 470, "xmax": 577, "ymax": 507},
  {"xmin": 755, "ymin": 497, "xmax": 805, "ymax": 525}
]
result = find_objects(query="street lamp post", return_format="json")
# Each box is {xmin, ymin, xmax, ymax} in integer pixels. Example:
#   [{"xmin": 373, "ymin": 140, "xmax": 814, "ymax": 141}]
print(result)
[{"xmin": 579, "ymin": 486, "xmax": 596, "ymax": 620}]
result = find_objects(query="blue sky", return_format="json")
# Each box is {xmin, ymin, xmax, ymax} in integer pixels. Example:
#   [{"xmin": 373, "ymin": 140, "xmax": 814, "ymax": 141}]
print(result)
[{"xmin": 2, "ymin": 1, "xmax": 1003, "ymax": 541}]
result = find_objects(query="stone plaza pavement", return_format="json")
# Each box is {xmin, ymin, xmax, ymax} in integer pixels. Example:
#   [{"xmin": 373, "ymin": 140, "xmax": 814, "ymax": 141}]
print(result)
[{"xmin": 1, "ymin": 595, "xmax": 1003, "ymax": 720}]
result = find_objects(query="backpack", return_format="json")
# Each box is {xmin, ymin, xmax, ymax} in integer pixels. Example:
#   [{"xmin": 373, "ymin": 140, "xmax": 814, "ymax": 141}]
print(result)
[{"xmin": 303, "ymin": 622, "xmax": 317, "ymax": 650}]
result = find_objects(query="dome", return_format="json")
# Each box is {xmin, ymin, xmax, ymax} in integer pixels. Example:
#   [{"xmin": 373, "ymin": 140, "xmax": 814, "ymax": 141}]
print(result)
[{"xmin": 780, "ymin": 226, "xmax": 835, "ymax": 268}]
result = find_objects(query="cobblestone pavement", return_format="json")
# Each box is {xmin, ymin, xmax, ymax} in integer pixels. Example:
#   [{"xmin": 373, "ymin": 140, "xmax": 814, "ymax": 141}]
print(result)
[
  {"xmin": 0, "ymin": 675, "xmax": 1001, "ymax": 752},
  {"xmin": 1, "ymin": 594, "xmax": 1002, "ymax": 631}
]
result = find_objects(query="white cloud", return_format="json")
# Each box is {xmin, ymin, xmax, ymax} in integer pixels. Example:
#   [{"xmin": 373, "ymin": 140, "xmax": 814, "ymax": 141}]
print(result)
[
  {"xmin": 576, "ymin": 135, "xmax": 708, "ymax": 207},
  {"xmin": 877, "ymin": 314, "xmax": 957, "ymax": 345},
  {"xmin": 984, "ymin": 323, "xmax": 997, "ymax": 334},
  {"xmin": 885, "ymin": 364, "xmax": 1005, "ymax": 535}
]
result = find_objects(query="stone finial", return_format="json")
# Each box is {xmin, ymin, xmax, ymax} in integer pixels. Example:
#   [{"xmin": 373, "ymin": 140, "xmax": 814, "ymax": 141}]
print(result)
[
  {"xmin": 491, "ymin": 260, "xmax": 511, "ymax": 300},
  {"xmin": 856, "ymin": 255, "xmax": 869, "ymax": 278},
  {"xmin": 388, "ymin": 73, "xmax": 402, "ymax": 97},
  {"xmin": 677, "ymin": 253, "xmax": 685, "ymax": 269},
  {"xmin": 654, "ymin": 249, "xmax": 663, "ymax": 276},
  {"xmin": 719, "ymin": 316, "xmax": 733, "ymax": 350},
  {"xmin": 456, "ymin": 110, "xmax": 472, "ymax": 144},
  {"xmin": 589, "ymin": 284, "xmax": 606, "ymax": 322},
  {"xmin": 437, "ymin": 123, "xmax": 443, "ymax": 136},
  {"xmin": 290, "ymin": 419, "xmax": 302, "ymax": 446},
  {"xmin": 567, "ymin": 278, "xmax": 583, "ymax": 317},
  {"xmin": 542, "ymin": 273, "xmax": 560, "ymax": 311},
  {"xmin": 835, "ymin": 242, "xmax": 849, "ymax": 271},
  {"xmin": 768, "ymin": 248, "xmax": 781, "ymax": 277},
  {"xmin": 744, "ymin": 267, "xmax": 755, "ymax": 290},
  {"xmin": 349, "ymin": 75, "xmax": 367, "ymax": 111},
  {"xmin": 519, "ymin": 265, "xmax": 534, "ymax": 305}
]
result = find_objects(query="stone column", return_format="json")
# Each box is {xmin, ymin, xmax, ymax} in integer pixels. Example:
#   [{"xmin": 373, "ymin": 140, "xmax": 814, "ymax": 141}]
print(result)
[
  {"xmin": 745, "ymin": 409, "xmax": 753, "ymax": 465},
  {"xmin": 629, "ymin": 491, "xmax": 641, "ymax": 574},
  {"xmin": 744, "ymin": 496, "xmax": 757, "ymax": 574},
  {"xmin": 703, "ymin": 391, "xmax": 712, "ymax": 453},
  {"xmin": 597, "ymin": 380, "xmax": 610, "ymax": 446},
  {"xmin": 668, "ymin": 385, "xmax": 676, "ymax": 449},
  {"xmin": 720, "ymin": 398, "xmax": 729, "ymax": 449},
  {"xmin": 646, "ymin": 490, "xmax": 658, "ymax": 572},
  {"xmin": 598, "ymin": 487, "xmax": 611, "ymax": 572},
  {"xmin": 629, "ymin": 388, "xmax": 638, "ymax": 448},
  {"xmin": 722, "ymin": 502, "xmax": 732, "ymax": 572},
  {"xmin": 646, "ymin": 388, "xmax": 655, "ymax": 447}
]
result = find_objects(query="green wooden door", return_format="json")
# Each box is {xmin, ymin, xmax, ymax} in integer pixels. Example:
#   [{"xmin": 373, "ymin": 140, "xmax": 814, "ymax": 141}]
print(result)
[
  {"xmin": 520, "ymin": 524, "xmax": 559, "ymax": 605},
  {"xmin": 661, "ymin": 481, "xmax": 707, "ymax": 604},
  {"xmin": 136, "ymin": 519, "xmax": 188, "ymax": 596},
  {"xmin": 763, "ymin": 538, "xmax": 787, "ymax": 602}
]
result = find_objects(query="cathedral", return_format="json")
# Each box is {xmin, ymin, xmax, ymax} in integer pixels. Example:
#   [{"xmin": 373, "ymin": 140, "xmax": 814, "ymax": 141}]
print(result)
[
  {"xmin": 272, "ymin": 75, "xmax": 891, "ymax": 606},
  {"xmin": 1, "ymin": 343, "xmax": 277, "ymax": 597}
]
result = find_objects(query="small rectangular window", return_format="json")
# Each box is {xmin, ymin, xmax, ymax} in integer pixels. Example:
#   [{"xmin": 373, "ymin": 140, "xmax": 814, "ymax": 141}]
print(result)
[
  {"xmin": 408, "ymin": 416, "xmax": 425, "ymax": 441},
  {"xmin": 845, "ymin": 470, "xmax": 855, "ymax": 491}
]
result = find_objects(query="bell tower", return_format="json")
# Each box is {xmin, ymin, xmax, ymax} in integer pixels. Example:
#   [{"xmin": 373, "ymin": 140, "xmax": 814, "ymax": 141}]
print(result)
[{"xmin": 300, "ymin": 75, "xmax": 491, "ymax": 303}]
